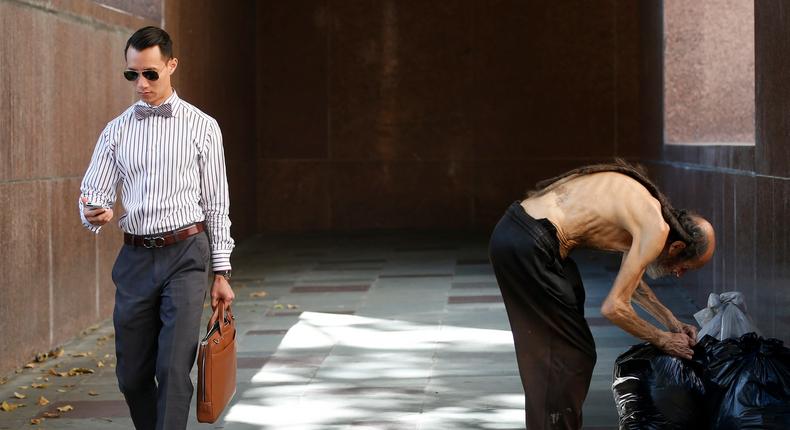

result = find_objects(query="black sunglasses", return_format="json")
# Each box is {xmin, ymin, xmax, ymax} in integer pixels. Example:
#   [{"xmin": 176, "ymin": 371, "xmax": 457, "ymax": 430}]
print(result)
[{"xmin": 123, "ymin": 69, "xmax": 160, "ymax": 81}]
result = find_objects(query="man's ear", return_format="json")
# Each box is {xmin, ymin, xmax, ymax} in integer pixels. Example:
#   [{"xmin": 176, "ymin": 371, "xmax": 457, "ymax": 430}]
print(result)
[
  {"xmin": 667, "ymin": 240, "xmax": 686, "ymax": 257},
  {"xmin": 168, "ymin": 57, "xmax": 178, "ymax": 74}
]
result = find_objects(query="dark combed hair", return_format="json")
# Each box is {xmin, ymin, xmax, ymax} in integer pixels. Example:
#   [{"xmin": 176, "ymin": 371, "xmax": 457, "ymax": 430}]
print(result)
[
  {"xmin": 528, "ymin": 159, "xmax": 709, "ymax": 261},
  {"xmin": 125, "ymin": 26, "xmax": 173, "ymax": 59}
]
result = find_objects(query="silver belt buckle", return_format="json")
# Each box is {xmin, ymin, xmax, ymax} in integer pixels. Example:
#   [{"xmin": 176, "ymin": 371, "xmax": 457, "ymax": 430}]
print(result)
[{"xmin": 143, "ymin": 236, "xmax": 165, "ymax": 248}]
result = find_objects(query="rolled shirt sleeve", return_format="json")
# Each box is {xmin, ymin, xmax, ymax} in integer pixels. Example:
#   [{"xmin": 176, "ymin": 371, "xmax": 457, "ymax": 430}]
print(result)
[
  {"xmin": 199, "ymin": 120, "xmax": 235, "ymax": 271},
  {"xmin": 79, "ymin": 125, "xmax": 119, "ymax": 234}
]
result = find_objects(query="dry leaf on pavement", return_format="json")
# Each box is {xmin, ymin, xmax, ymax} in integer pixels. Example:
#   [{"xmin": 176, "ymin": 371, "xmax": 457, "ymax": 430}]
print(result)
[
  {"xmin": 0, "ymin": 401, "xmax": 19, "ymax": 412},
  {"xmin": 56, "ymin": 405, "xmax": 74, "ymax": 413},
  {"xmin": 37, "ymin": 396, "xmax": 49, "ymax": 406},
  {"xmin": 12, "ymin": 392, "xmax": 26, "ymax": 399},
  {"xmin": 43, "ymin": 411, "xmax": 60, "ymax": 418},
  {"xmin": 48, "ymin": 369, "xmax": 69, "ymax": 377},
  {"xmin": 30, "ymin": 418, "xmax": 43, "ymax": 425},
  {"xmin": 67, "ymin": 368, "xmax": 95, "ymax": 376},
  {"xmin": 88, "ymin": 391, "xmax": 99, "ymax": 396},
  {"xmin": 31, "ymin": 383, "xmax": 48, "ymax": 389}
]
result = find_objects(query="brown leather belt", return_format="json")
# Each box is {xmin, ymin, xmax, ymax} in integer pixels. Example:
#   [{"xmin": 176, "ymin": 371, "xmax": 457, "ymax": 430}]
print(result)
[{"xmin": 124, "ymin": 222, "xmax": 205, "ymax": 248}]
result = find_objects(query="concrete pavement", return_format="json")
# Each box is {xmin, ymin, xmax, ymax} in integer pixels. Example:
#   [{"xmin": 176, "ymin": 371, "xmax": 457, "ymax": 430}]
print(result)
[{"xmin": 0, "ymin": 232, "xmax": 699, "ymax": 429}]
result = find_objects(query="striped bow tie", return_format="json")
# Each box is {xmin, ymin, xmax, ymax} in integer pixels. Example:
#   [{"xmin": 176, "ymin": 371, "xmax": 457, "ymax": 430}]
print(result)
[{"xmin": 134, "ymin": 103, "xmax": 173, "ymax": 120}]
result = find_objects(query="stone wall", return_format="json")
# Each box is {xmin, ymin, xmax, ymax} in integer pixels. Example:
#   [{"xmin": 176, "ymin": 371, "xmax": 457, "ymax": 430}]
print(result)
[{"xmin": 0, "ymin": 0, "xmax": 157, "ymax": 376}]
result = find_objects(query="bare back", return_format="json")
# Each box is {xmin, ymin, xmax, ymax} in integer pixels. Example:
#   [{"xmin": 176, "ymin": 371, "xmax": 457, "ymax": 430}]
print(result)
[{"xmin": 521, "ymin": 171, "xmax": 669, "ymax": 258}]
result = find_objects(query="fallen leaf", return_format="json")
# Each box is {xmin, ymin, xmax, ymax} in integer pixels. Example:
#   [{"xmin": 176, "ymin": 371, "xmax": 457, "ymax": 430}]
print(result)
[
  {"xmin": 67, "ymin": 368, "xmax": 95, "ymax": 376},
  {"xmin": 56, "ymin": 389, "xmax": 67, "ymax": 393},
  {"xmin": 48, "ymin": 369, "xmax": 69, "ymax": 377},
  {"xmin": 62, "ymin": 384, "xmax": 75, "ymax": 388},
  {"xmin": 13, "ymin": 392, "xmax": 27, "ymax": 399},
  {"xmin": 70, "ymin": 352, "xmax": 90, "ymax": 358},
  {"xmin": 287, "ymin": 304, "xmax": 300, "ymax": 310},
  {"xmin": 37, "ymin": 396, "xmax": 49, "ymax": 406},
  {"xmin": 17, "ymin": 386, "xmax": 28, "ymax": 390},
  {"xmin": 0, "ymin": 377, "xmax": 7, "ymax": 385},
  {"xmin": 24, "ymin": 363, "xmax": 36, "ymax": 369},
  {"xmin": 56, "ymin": 405, "xmax": 74, "ymax": 413},
  {"xmin": 250, "ymin": 291, "xmax": 268, "ymax": 298},
  {"xmin": 273, "ymin": 304, "xmax": 285, "ymax": 310},
  {"xmin": 43, "ymin": 411, "xmax": 60, "ymax": 418},
  {"xmin": 34, "ymin": 352, "xmax": 48, "ymax": 363},
  {"xmin": 0, "ymin": 401, "xmax": 18, "ymax": 411},
  {"xmin": 50, "ymin": 347, "xmax": 64, "ymax": 358},
  {"xmin": 88, "ymin": 391, "xmax": 99, "ymax": 396},
  {"xmin": 31, "ymin": 384, "xmax": 48, "ymax": 389},
  {"xmin": 30, "ymin": 418, "xmax": 43, "ymax": 424}
]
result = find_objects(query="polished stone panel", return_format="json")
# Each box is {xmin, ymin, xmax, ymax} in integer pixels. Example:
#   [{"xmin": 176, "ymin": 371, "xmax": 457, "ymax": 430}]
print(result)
[
  {"xmin": 0, "ymin": 181, "xmax": 51, "ymax": 376},
  {"xmin": 94, "ymin": 0, "xmax": 162, "ymax": 22},
  {"xmin": 50, "ymin": 179, "xmax": 99, "ymax": 343},
  {"xmin": 447, "ymin": 295, "xmax": 502, "ymax": 304},
  {"xmin": 664, "ymin": 0, "xmax": 755, "ymax": 144},
  {"xmin": 257, "ymin": 0, "xmax": 329, "ymax": 159},
  {"xmin": 291, "ymin": 285, "xmax": 371, "ymax": 293}
]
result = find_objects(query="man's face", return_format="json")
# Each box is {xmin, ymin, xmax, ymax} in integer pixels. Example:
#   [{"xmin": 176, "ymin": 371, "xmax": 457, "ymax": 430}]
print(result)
[
  {"xmin": 125, "ymin": 45, "xmax": 177, "ymax": 105},
  {"xmin": 646, "ymin": 217, "xmax": 717, "ymax": 280},
  {"xmin": 646, "ymin": 241, "xmax": 715, "ymax": 280}
]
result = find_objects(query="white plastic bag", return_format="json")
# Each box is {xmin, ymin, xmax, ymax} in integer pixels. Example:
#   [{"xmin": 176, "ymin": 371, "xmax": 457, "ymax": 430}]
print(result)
[{"xmin": 693, "ymin": 292, "xmax": 760, "ymax": 341}]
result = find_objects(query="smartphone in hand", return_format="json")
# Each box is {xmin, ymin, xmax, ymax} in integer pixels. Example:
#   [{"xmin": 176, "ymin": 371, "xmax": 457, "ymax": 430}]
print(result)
[{"xmin": 85, "ymin": 201, "xmax": 107, "ymax": 210}]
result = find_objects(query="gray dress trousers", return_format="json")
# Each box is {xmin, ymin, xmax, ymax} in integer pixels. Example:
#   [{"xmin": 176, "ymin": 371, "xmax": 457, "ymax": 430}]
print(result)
[{"xmin": 111, "ymin": 231, "xmax": 211, "ymax": 430}]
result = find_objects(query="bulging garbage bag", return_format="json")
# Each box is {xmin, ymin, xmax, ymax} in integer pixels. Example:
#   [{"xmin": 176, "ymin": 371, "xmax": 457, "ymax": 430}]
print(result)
[
  {"xmin": 697, "ymin": 333, "xmax": 790, "ymax": 430},
  {"xmin": 694, "ymin": 292, "xmax": 760, "ymax": 341},
  {"xmin": 612, "ymin": 343, "xmax": 707, "ymax": 429}
]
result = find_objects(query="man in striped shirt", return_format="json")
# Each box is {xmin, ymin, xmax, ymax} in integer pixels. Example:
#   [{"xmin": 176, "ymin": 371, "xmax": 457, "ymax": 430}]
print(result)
[{"xmin": 79, "ymin": 26, "xmax": 234, "ymax": 430}]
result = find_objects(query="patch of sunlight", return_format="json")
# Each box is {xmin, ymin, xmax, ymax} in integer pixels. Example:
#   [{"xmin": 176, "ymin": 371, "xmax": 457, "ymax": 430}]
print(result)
[{"xmin": 226, "ymin": 312, "xmax": 522, "ymax": 428}]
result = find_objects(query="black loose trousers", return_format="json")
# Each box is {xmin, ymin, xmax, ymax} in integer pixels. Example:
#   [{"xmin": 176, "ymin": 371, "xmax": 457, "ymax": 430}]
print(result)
[{"xmin": 489, "ymin": 202, "xmax": 597, "ymax": 430}]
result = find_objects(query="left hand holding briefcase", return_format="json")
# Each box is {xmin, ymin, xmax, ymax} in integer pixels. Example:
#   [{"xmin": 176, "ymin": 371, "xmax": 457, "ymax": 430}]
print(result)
[{"xmin": 196, "ymin": 301, "xmax": 237, "ymax": 423}]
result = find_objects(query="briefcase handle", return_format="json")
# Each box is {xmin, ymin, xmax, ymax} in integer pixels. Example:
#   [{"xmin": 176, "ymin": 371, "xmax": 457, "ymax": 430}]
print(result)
[{"xmin": 207, "ymin": 300, "xmax": 234, "ymax": 336}]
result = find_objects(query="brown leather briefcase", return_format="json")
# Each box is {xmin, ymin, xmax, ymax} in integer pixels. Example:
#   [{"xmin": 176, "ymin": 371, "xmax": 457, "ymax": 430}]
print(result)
[{"xmin": 196, "ymin": 302, "xmax": 237, "ymax": 423}]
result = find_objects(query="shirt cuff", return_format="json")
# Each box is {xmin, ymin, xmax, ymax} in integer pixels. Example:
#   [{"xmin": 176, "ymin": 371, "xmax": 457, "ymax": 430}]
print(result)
[{"xmin": 211, "ymin": 249, "xmax": 232, "ymax": 272}]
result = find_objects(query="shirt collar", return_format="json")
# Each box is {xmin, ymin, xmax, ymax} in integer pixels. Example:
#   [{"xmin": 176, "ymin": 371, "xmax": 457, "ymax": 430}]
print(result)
[{"xmin": 135, "ymin": 90, "xmax": 182, "ymax": 117}]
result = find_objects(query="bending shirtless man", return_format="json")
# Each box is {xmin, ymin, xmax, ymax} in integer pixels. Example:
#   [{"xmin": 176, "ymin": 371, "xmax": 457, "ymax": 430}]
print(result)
[{"xmin": 488, "ymin": 160, "xmax": 715, "ymax": 430}]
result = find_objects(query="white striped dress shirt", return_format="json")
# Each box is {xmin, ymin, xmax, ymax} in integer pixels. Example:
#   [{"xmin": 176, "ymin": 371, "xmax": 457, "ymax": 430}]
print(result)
[{"xmin": 79, "ymin": 91, "xmax": 234, "ymax": 271}]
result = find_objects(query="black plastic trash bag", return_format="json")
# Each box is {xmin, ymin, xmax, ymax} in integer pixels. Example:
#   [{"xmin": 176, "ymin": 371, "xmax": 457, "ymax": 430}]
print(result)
[
  {"xmin": 697, "ymin": 333, "xmax": 790, "ymax": 430},
  {"xmin": 612, "ymin": 343, "xmax": 707, "ymax": 429}
]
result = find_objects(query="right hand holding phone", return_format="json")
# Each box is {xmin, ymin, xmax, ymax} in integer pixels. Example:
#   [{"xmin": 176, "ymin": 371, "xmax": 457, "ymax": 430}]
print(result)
[{"xmin": 81, "ymin": 197, "xmax": 114, "ymax": 226}]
